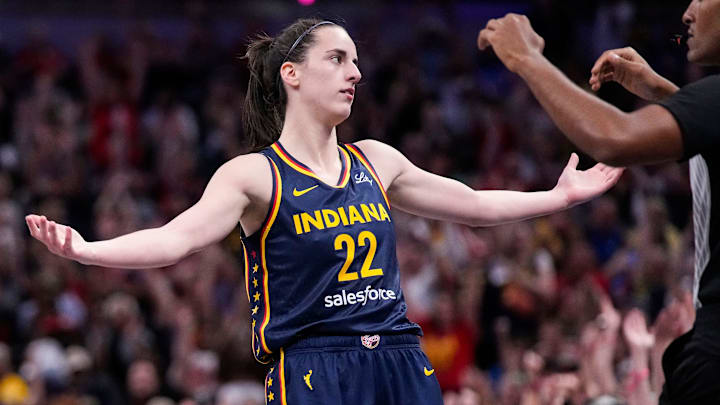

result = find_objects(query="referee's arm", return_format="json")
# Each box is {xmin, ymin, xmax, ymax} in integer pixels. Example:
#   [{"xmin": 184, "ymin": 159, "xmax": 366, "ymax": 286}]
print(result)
[
  {"xmin": 478, "ymin": 14, "xmax": 687, "ymax": 167},
  {"xmin": 516, "ymin": 56, "xmax": 684, "ymax": 167}
]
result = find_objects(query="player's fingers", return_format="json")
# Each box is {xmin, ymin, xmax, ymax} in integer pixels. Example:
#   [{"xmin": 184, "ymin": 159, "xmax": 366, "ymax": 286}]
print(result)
[
  {"xmin": 597, "ymin": 163, "xmax": 618, "ymax": 173},
  {"xmin": 606, "ymin": 168, "xmax": 624, "ymax": 184},
  {"xmin": 592, "ymin": 164, "xmax": 611, "ymax": 179},
  {"xmin": 566, "ymin": 153, "xmax": 579, "ymax": 170},
  {"xmin": 63, "ymin": 226, "xmax": 74, "ymax": 255},
  {"xmin": 39, "ymin": 216, "xmax": 49, "ymax": 242},
  {"xmin": 48, "ymin": 221, "xmax": 59, "ymax": 248},
  {"xmin": 26, "ymin": 216, "xmax": 40, "ymax": 238},
  {"xmin": 596, "ymin": 164, "xmax": 614, "ymax": 176},
  {"xmin": 486, "ymin": 18, "xmax": 499, "ymax": 30}
]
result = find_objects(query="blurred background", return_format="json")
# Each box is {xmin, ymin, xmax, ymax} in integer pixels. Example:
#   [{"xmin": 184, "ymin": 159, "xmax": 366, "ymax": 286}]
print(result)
[{"xmin": 0, "ymin": 0, "xmax": 706, "ymax": 404}]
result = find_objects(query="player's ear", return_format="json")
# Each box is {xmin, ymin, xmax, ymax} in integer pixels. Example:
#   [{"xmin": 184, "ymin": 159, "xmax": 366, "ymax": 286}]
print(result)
[{"xmin": 280, "ymin": 62, "xmax": 301, "ymax": 88}]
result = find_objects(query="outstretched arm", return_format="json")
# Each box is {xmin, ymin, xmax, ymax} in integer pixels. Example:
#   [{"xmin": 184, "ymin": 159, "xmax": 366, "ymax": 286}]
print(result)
[
  {"xmin": 477, "ymin": 14, "xmax": 684, "ymax": 167},
  {"xmin": 355, "ymin": 140, "xmax": 622, "ymax": 227},
  {"xmin": 26, "ymin": 154, "xmax": 269, "ymax": 268}
]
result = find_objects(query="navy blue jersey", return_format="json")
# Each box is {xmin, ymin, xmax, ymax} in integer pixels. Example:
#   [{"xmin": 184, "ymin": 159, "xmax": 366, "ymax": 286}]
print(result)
[{"xmin": 241, "ymin": 141, "xmax": 421, "ymax": 364}]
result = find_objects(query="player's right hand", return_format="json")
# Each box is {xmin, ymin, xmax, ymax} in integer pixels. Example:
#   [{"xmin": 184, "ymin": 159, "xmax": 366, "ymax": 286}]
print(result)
[
  {"xmin": 589, "ymin": 47, "xmax": 667, "ymax": 101},
  {"xmin": 25, "ymin": 214, "xmax": 90, "ymax": 263}
]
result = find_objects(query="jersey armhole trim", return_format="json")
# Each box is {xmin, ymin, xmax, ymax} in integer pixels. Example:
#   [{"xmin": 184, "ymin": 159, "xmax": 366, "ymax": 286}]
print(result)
[
  {"xmin": 345, "ymin": 143, "xmax": 391, "ymax": 209},
  {"xmin": 258, "ymin": 157, "xmax": 282, "ymax": 355},
  {"xmin": 242, "ymin": 241, "xmax": 250, "ymax": 303}
]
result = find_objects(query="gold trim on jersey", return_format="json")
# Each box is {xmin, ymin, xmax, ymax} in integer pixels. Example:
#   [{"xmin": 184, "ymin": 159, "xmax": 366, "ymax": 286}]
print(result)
[
  {"xmin": 280, "ymin": 348, "xmax": 288, "ymax": 405},
  {"xmin": 345, "ymin": 143, "xmax": 391, "ymax": 209},
  {"xmin": 242, "ymin": 241, "xmax": 250, "ymax": 303},
  {"xmin": 258, "ymin": 158, "xmax": 282, "ymax": 358},
  {"xmin": 270, "ymin": 143, "xmax": 351, "ymax": 188}
]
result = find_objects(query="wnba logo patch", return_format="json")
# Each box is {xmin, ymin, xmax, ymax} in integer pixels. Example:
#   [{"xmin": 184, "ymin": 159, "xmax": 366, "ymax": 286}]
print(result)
[
  {"xmin": 354, "ymin": 171, "xmax": 373, "ymax": 186},
  {"xmin": 361, "ymin": 334, "xmax": 380, "ymax": 349}
]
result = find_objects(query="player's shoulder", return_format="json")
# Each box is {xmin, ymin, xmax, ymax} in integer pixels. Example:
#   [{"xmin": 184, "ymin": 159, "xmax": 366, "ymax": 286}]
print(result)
[
  {"xmin": 213, "ymin": 152, "xmax": 273, "ymax": 191},
  {"xmin": 349, "ymin": 139, "xmax": 410, "ymax": 185},
  {"xmin": 219, "ymin": 152, "xmax": 269, "ymax": 174},
  {"xmin": 351, "ymin": 139, "xmax": 403, "ymax": 161}
]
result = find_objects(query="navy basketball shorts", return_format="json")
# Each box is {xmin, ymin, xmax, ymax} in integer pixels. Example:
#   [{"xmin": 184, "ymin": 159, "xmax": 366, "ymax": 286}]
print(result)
[{"xmin": 263, "ymin": 334, "xmax": 443, "ymax": 405}]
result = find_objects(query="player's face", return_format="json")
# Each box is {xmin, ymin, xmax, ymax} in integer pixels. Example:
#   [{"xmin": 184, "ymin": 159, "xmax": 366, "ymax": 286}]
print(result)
[
  {"xmin": 296, "ymin": 26, "xmax": 362, "ymax": 126},
  {"xmin": 683, "ymin": 0, "xmax": 720, "ymax": 65}
]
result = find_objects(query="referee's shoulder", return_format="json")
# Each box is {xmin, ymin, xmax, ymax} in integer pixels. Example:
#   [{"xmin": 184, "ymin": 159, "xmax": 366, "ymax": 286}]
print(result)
[{"xmin": 684, "ymin": 74, "xmax": 720, "ymax": 90}]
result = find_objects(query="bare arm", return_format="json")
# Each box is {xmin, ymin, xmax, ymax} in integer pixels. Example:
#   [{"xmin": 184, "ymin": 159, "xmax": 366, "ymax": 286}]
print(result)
[
  {"xmin": 518, "ymin": 57, "xmax": 683, "ymax": 166},
  {"xmin": 26, "ymin": 154, "xmax": 269, "ymax": 268},
  {"xmin": 355, "ymin": 140, "xmax": 622, "ymax": 227},
  {"xmin": 478, "ymin": 14, "xmax": 684, "ymax": 167}
]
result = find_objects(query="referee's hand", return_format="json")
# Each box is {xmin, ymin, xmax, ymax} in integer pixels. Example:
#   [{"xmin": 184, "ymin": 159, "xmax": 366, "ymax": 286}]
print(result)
[
  {"xmin": 589, "ymin": 47, "xmax": 679, "ymax": 102},
  {"xmin": 477, "ymin": 13, "xmax": 545, "ymax": 73}
]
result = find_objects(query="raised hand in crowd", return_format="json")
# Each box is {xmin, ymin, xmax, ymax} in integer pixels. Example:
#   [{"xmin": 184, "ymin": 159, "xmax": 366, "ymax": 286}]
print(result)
[{"xmin": 622, "ymin": 309, "xmax": 654, "ymax": 405}]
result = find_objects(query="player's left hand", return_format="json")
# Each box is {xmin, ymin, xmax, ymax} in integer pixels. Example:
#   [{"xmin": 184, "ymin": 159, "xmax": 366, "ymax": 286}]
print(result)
[
  {"xmin": 477, "ymin": 13, "xmax": 545, "ymax": 73},
  {"xmin": 553, "ymin": 153, "xmax": 624, "ymax": 207}
]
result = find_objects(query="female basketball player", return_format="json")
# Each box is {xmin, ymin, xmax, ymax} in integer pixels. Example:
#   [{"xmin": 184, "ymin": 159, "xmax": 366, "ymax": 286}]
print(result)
[{"xmin": 26, "ymin": 18, "xmax": 622, "ymax": 405}]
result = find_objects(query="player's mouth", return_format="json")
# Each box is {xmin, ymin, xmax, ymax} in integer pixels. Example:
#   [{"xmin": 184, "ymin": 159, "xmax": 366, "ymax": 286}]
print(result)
[{"xmin": 340, "ymin": 88, "xmax": 355, "ymax": 101}]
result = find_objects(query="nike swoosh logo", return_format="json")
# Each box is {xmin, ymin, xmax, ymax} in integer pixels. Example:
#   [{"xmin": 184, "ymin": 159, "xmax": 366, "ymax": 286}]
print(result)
[
  {"xmin": 293, "ymin": 185, "xmax": 319, "ymax": 197},
  {"xmin": 424, "ymin": 367, "xmax": 435, "ymax": 376}
]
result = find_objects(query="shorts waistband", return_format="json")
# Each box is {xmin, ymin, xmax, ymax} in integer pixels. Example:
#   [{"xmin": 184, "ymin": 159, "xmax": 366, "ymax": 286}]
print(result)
[{"xmin": 283, "ymin": 334, "xmax": 420, "ymax": 355}]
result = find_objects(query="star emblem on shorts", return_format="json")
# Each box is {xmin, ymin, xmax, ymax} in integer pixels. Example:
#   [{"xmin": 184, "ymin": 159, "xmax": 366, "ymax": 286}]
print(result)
[
  {"xmin": 253, "ymin": 264, "xmax": 259, "ymax": 273},
  {"xmin": 268, "ymin": 377, "xmax": 273, "ymax": 387},
  {"xmin": 254, "ymin": 292, "xmax": 261, "ymax": 302},
  {"xmin": 252, "ymin": 278, "xmax": 258, "ymax": 288},
  {"xmin": 252, "ymin": 319, "xmax": 256, "ymax": 328},
  {"xmin": 252, "ymin": 305, "xmax": 258, "ymax": 315},
  {"xmin": 268, "ymin": 392, "xmax": 274, "ymax": 401}
]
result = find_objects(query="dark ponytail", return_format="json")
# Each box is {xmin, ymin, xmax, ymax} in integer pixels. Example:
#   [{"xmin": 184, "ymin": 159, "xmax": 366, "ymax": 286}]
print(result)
[{"xmin": 242, "ymin": 18, "xmax": 340, "ymax": 152}]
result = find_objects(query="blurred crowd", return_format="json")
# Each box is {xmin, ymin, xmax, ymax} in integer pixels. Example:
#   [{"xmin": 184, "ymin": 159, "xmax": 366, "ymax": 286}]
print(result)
[{"xmin": 0, "ymin": 1, "xmax": 706, "ymax": 404}]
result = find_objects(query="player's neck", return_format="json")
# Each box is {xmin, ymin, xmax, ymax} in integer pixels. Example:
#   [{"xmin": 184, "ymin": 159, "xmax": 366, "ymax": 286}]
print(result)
[{"xmin": 278, "ymin": 113, "xmax": 339, "ymax": 173}]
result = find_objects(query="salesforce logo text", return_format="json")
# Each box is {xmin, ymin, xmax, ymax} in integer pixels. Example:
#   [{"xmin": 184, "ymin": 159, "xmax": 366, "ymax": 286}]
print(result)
[{"xmin": 324, "ymin": 285, "xmax": 397, "ymax": 308}]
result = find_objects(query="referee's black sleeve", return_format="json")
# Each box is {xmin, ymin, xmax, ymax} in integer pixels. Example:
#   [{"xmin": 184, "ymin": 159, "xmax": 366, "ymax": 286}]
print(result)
[{"xmin": 658, "ymin": 74, "xmax": 720, "ymax": 160}]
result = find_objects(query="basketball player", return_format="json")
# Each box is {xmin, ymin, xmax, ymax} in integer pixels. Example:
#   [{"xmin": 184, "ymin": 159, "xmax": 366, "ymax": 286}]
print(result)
[
  {"xmin": 478, "ymin": 1, "xmax": 720, "ymax": 403},
  {"xmin": 26, "ymin": 18, "xmax": 622, "ymax": 404}
]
